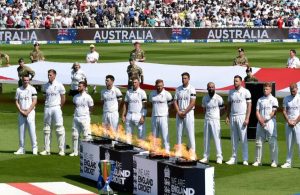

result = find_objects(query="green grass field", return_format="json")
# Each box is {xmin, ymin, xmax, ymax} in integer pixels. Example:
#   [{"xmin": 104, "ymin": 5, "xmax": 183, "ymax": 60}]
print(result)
[{"xmin": 1, "ymin": 43, "xmax": 300, "ymax": 195}]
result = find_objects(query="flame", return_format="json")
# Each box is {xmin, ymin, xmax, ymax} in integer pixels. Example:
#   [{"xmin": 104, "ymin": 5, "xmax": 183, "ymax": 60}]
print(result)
[{"xmin": 91, "ymin": 123, "xmax": 197, "ymax": 160}]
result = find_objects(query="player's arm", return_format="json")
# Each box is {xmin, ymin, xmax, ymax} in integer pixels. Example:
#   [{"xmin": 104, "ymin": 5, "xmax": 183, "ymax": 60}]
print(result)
[
  {"xmin": 139, "ymin": 92, "xmax": 147, "ymax": 124},
  {"xmin": 244, "ymin": 101, "xmax": 252, "ymax": 125},
  {"xmin": 256, "ymin": 109, "xmax": 265, "ymax": 126},
  {"xmin": 24, "ymin": 97, "xmax": 37, "ymax": 116},
  {"xmin": 89, "ymin": 98, "xmax": 94, "ymax": 114},
  {"xmin": 122, "ymin": 101, "xmax": 128, "ymax": 123},
  {"xmin": 15, "ymin": 100, "xmax": 25, "ymax": 115},
  {"xmin": 60, "ymin": 94, "xmax": 66, "ymax": 107},
  {"xmin": 183, "ymin": 98, "xmax": 196, "ymax": 115},
  {"xmin": 219, "ymin": 97, "xmax": 225, "ymax": 116}
]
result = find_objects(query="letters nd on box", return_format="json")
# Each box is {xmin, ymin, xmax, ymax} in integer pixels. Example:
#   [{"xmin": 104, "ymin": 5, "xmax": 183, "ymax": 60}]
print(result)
[{"xmin": 99, "ymin": 145, "xmax": 141, "ymax": 192}]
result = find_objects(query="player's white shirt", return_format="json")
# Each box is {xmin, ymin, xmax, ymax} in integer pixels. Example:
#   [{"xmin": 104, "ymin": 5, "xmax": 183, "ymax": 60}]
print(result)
[
  {"xmin": 70, "ymin": 69, "xmax": 86, "ymax": 90},
  {"xmin": 256, "ymin": 94, "xmax": 278, "ymax": 119},
  {"xmin": 149, "ymin": 89, "xmax": 173, "ymax": 117},
  {"xmin": 228, "ymin": 87, "xmax": 251, "ymax": 116},
  {"xmin": 15, "ymin": 85, "xmax": 37, "ymax": 110},
  {"xmin": 125, "ymin": 87, "xmax": 147, "ymax": 114},
  {"xmin": 43, "ymin": 79, "xmax": 66, "ymax": 107},
  {"xmin": 73, "ymin": 91, "xmax": 94, "ymax": 117},
  {"xmin": 101, "ymin": 86, "xmax": 122, "ymax": 113},
  {"xmin": 283, "ymin": 93, "xmax": 300, "ymax": 120},
  {"xmin": 174, "ymin": 84, "xmax": 196, "ymax": 111},
  {"xmin": 202, "ymin": 93, "xmax": 224, "ymax": 120},
  {"xmin": 86, "ymin": 51, "xmax": 99, "ymax": 63},
  {"xmin": 287, "ymin": 56, "xmax": 300, "ymax": 68}
]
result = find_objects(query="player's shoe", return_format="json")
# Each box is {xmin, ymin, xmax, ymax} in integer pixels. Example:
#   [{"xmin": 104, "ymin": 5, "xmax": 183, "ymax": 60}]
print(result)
[
  {"xmin": 32, "ymin": 148, "xmax": 38, "ymax": 155},
  {"xmin": 252, "ymin": 161, "xmax": 261, "ymax": 167},
  {"xmin": 40, "ymin": 150, "xmax": 51, "ymax": 155},
  {"xmin": 58, "ymin": 151, "xmax": 65, "ymax": 156},
  {"xmin": 225, "ymin": 158, "xmax": 236, "ymax": 165},
  {"xmin": 199, "ymin": 158, "xmax": 208, "ymax": 163},
  {"xmin": 69, "ymin": 152, "xmax": 78, "ymax": 157},
  {"xmin": 216, "ymin": 158, "xmax": 223, "ymax": 164},
  {"xmin": 14, "ymin": 148, "xmax": 25, "ymax": 155},
  {"xmin": 281, "ymin": 162, "xmax": 291, "ymax": 168},
  {"xmin": 270, "ymin": 161, "xmax": 277, "ymax": 168},
  {"xmin": 243, "ymin": 161, "xmax": 249, "ymax": 166}
]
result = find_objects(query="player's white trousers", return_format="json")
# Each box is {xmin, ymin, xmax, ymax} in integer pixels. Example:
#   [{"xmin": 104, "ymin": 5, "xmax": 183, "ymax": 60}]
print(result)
[
  {"xmin": 18, "ymin": 111, "xmax": 37, "ymax": 150},
  {"xmin": 203, "ymin": 118, "xmax": 222, "ymax": 160},
  {"xmin": 72, "ymin": 116, "xmax": 92, "ymax": 154},
  {"xmin": 43, "ymin": 106, "xmax": 65, "ymax": 152},
  {"xmin": 285, "ymin": 123, "xmax": 300, "ymax": 164},
  {"xmin": 125, "ymin": 112, "xmax": 145, "ymax": 143},
  {"xmin": 176, "ymin": 110, "xmax": 196, "ymax": 151},
  {"xmin": 151, "ymin": 116, "xmax": 170, "ymax": 152},
  {"xmin": 255, "ymin": 119, "xmax": 278, "ymax": 164},
  {"xmin": 230, "ymin": 115, "xmax": 248, "ymax": 161},
  {"xmin": 102, "ymin": 111, "xmax": 119, "ymax": 131}
]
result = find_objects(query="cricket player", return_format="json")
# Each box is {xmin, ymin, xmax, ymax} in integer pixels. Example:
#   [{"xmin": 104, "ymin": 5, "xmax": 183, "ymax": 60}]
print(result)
[
  {"xmin": 253, "ymin": 82, "xmax": 278, "ymax": 168},
  {"xmin": 281, "ymin": 83, "xmax": 300, "ymax": 168},
  {"xmin": 14, "ymin": 75, "xmax": 38, "ymax": 155},
  {"xmin": 226, "ymin": 75, "xmax": 251, "ymax": 165},
  {"xmin": 70, "ymin": 81, "xmax": 94, "ymax": 156},
  {"xmin": 40, "ymin": 69, "xmax": 66, "ymax": 156},
  {"xmin": 122, "ymin": 77, "xmax": 147, "ymax": 143},
  {"xmin": 149, "ymin": 79, "xmax": 173, "ymax": 152},
  {"xmin": 200, "ymin": 82, "xmax": 224, "ymax": 164},
  {"xmin": 101, "ymin": 75, "xmax": 122, "ymax": 132},
  {"xmin": 174, "ymin": 72, "xmax": 196, "ymax": 160}
]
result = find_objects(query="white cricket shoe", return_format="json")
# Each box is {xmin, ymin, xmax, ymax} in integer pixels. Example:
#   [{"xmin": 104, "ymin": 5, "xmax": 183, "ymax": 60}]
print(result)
[
  {"xmin": 225, "ymin": 158, "xmax": 236, "ymax": 165},
  {"xmin": 271, "ymin": 162, "xmax": 277, "ymax": 168},
  {"xmin": 243, "ymin": 161, "xmax": 249, "ymax": 166},
  {"xmin": 14, "ymin": 148, "xmax": 25, "ymax": 155},
  {"xmin": 69, "ymin": 152, "xmax": 78, "ymax": 157},
  {"xmin": 32, "ymin": 148, "xmax": 38, "ymax": 155},
  {"xmin": 58, "ymin": 151, "xmax": 65, "ymax": 156},
  {"xmin": 252, "ymin": 161, "xmax": 261, "ymax": 167},
  {"xmin": 216, "ymin": 158, "xmax": 223, "ymax": 164},
  {"xmin": 40, "ymin": 150, "xmax": 51, "ymax": 155},
  {"xmin": 199, "ymin": 158, "xmax": 208, "ymax": 163},
  {"xmin": 281, "ymin": 162, "xmax": 291, "ymax": 169}
]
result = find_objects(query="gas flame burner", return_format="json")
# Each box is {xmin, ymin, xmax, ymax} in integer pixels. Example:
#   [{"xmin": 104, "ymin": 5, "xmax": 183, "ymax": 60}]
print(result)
[
  {"xmin": 91, "ymin": 137, "xmax": 112, "ymax": 145},
  {"xmin": 148, "ymin": 152, "xmax": 170, "ymax": 160},
  {"xmin": 114, "ymin": 143, "xmax": 134, "ymax": 150},
  {"xmin": 175, "ymin": 158, "xmax": 198, "ymax": 166}
]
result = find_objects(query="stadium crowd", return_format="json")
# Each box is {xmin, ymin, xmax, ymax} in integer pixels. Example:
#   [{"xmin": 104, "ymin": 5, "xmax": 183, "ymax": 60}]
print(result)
[{"xmin": 0, "ymin": 0, "xmax": 299, "ymax": 29}]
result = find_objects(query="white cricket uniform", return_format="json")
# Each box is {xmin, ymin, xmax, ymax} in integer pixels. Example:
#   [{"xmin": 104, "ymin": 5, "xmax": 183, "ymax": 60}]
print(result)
[
  {"xmin": 255, "ymin": 94, "xmax": 279, "ymax": 164},
  {"xmin": 149, "ymin": 89, "xmax": 173, "ymax": 151},
  {"xmin": 174, "ymin": 84, "xmax": 196, "ymax": 151},
  {"xmin": 70, "ymin": 69, "xmax": 86, "ymax": 90},
  {"xmin": 101, "ymin": 86, "xmax": 122, "ymax": 131},
  {"xmin": 228, "ymin": 87, "xmax": 251, "ymax": 161},
  {"xmin": 72, "ymin": 92, "xmax": 94, "ymax": 154},
  {"xmin": 124, "ymin": 87, "xmax": 147, "ymax": 143},
  {"xmin": 42, "ymin": 80, "xmax": 66, "ymax": 152},
  {"xmin": 283, "ymin": 93, "xmax": 300, "ymax": 164},
  {"xmin": 202, "ymin": 93, "xmax": 223, "ymax": 160},
  {"xmin": 86, "ymin": 51, "xmax": 99, "ymax": 63},
  {"xmin": 287, "ymin": 56, "xmax": 300, "ymax": 68},
  {"xmin": 15, "ymin": 85, "xmax": 38, "ymax": 150}
]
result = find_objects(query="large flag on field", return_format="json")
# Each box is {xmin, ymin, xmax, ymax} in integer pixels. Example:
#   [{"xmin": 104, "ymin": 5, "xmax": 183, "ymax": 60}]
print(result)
[{"xmin": 0, "ymin": 61, "xmax": 299, "ymax": 95}]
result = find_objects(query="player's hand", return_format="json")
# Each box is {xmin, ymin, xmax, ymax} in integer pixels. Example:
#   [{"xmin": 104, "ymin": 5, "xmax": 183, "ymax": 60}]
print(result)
[
  {"xmin": 178, "ymin": 111, "xmax": 185, "ymax": 119},
  {"xmin": 139, "ymin": 116, "xmax": 145, "ymax": 124},
  {"xmin": 225, "ymin": 116, "xmax": 230, "ymax": 125},
  {"xmin": 243, "ymin": 119, "xmax": 249, "ymax": 126},
  {"xmin": 288, "ymin": 120, "xmax": 295, "ymax": 127},
  {"xmin": 122, "ymin": 115, "xmax": 126, "ymax": 123}
]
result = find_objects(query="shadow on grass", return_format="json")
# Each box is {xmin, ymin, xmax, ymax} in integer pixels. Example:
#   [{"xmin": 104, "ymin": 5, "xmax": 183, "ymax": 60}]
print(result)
[{"xmin": 0, "ymin": 150, "xmax": 17, "ymax": 154}]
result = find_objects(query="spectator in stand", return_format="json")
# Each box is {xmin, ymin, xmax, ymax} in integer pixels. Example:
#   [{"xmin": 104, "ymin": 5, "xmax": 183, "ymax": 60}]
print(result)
[
  {"xmin": 44, "ymin": 15, "xmax": 52, "ymax": 29},
  {"xmin": 277, "ymin": 16, "xmax": 284, "ymax": 29},
  {"xmin": 287, "ymin": 49, "xmax": 300, "ymax": 69}
]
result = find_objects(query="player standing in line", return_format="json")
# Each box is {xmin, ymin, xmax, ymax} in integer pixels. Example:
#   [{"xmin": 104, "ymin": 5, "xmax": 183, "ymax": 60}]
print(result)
[
  {"xmin": 14, "ymin": 75, "xmax": 38, "ymax": 155},
  {"xmin": 281, "ymin": 83, "xmax": 300, "ymax": 168},
  {"xmin": 70, "ymin": 81, "xmax": 94, "ymax": 156},
  {"xmin": 173, "ymin": 72, "xmax": 196, "ymax": 160},
  {"xmin": 200, "ymin": 82, "xmax": 224, "ymax": 164},
  {"xmin": 101, "ymin": 75, "xmax": 122, "ymax": 132},
  {"xmin": 252, "ymin": 82, "xmax": 278, "ymax": 168},
  {"xmin": 149, "ymin": 79, "xmax": 173, "ymax": 153},
  {"xmin": 122, "ymin": 77, "xmax": 147, "ymax": 144},
  {"xmin": 40, "ymin": 69, "xmax": 66, "ymax": 156},
  {"xmin": 226, "ymin": 75, "xmax": 251, "ymax": 166}
]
